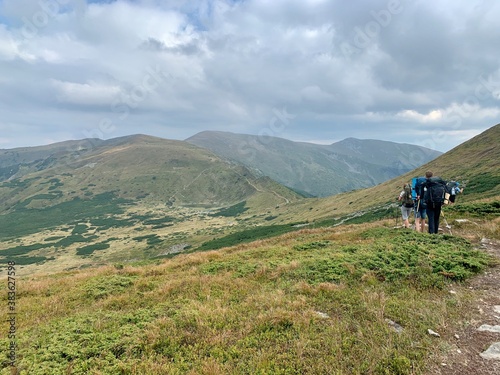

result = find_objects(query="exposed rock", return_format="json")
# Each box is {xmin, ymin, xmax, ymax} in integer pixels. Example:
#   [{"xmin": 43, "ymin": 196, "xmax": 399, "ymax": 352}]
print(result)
[
  {"xmin": 428, "ymin": 329, "xmax": 441, "ymax": 337},
  {"xmin": 385, "ymin": 318, "xmax": 403, "ymax": 333},
  {"xmin": 477, "ymin": 324, "xmax": 500, "ymax": 333},
  {"xmin": 315, "ymin": 311, "xmax": 329, "ymax": 319},
  {"xmin": 480, "ymin": 342, "xmax": 500, "ymax": 360}
]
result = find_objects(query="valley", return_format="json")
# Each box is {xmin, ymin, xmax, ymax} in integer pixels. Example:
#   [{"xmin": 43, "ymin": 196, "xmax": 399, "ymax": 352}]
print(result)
[
  {"xmin": 0, "ymin": 125, "xmax": 499, "ymax": 276},
  {"xmin": 0, "ymin": 124, "xmax": 498, "ymax": 374}
]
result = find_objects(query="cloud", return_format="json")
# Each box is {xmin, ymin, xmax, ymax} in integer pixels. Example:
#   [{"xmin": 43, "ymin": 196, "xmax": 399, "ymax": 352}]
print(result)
[
  {"xmin": 397, "ymin": 109, "xmax": 443, "ymax": 123},
  {"xmin": 51, "ymin": 80, "xmax": 121, "ymax": 106},
  {"xmin": 0, "ymin": 0, "xmax": 499, "ymax": 151}
]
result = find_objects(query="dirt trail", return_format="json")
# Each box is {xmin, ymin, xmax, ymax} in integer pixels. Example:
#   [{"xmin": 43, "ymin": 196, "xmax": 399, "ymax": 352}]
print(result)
[{"xmin": 429, "ymin": 238, "xmax": 500, "ymax": 375}]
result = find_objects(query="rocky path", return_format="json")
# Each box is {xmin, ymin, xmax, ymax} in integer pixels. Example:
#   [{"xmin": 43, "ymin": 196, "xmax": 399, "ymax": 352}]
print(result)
[{"xmin": 429, "ymin": 238, "xmax": 500, "ymax": 375}]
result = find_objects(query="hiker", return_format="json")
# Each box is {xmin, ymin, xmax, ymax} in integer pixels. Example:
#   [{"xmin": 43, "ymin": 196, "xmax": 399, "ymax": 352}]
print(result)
[
  {"xmin": 412, "ymin": 177, "xmax": 427, "ymax": 232},
  {"xmin": 446, "ymin": 181, "xmax": 463, "ymax": 204},
  {"xmin": 421, "ymin": 171, "xmax": 447, "ymax": 234},
  {"xmin": 414, "ymin": 196, "xmax": 427, "ymax": 232},
  {"xmin": 397, "ymin": 182, "xmax": 414, "ymax": 228},
  {"xmin": 411, "ymin": 176, "xmax": 428, "ymax": 232}
]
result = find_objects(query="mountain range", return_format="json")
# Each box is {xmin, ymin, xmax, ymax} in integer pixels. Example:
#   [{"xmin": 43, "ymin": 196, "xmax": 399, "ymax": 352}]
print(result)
[
  {"xmin": 1, "ymin": 124, "xmax": 498, "ymax": 374},
  {"xmin": 186, "ymin": 131, "xmax": 442, "ymax": 197},
  {"xmin": 0, "ymin": 124, "xmax": 498, "ymax": 275}
]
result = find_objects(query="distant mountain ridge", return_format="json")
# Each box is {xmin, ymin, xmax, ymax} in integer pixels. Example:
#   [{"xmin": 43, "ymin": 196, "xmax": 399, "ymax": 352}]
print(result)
[
  {"xmin": 186, "ymin": 131, "xmax": 442, "ymax": 197},
  {"xmin": 0, "ymin": 125, "xmax": 497, "ymax": 276},
  {"xmin": 0, "ymin": 134, "xmax": 300, "ymax": 214}
]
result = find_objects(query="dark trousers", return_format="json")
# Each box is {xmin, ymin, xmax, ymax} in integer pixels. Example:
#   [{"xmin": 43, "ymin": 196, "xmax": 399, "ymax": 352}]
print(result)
[{"xmin": 426, "ymin": 202, "xmax": 442, "ymax": 234}]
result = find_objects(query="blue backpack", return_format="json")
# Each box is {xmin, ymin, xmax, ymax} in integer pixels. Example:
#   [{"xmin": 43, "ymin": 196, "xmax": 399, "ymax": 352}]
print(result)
[{"xmin": 411, "ymin": 177, "xmax": 426, "ymax": 200}]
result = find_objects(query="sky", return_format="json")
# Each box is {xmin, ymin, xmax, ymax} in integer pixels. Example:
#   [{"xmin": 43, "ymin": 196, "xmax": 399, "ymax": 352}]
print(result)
[{"xmin": 0, "ymin": 0, "xmax": 499, "ymax": 152}]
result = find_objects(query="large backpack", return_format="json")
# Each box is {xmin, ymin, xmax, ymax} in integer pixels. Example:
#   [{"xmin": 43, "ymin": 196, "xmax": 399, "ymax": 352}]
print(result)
[
  {"xmin": 411, "ymin": 177, "xmax": 426, "ymax": 199},
  {"xmin": 425, "ymin": 177, "xmax": 447, "ymax": 204},
  {"xmin": 402, "ymin": 184, "xmax": 414, "ymax": 207}
]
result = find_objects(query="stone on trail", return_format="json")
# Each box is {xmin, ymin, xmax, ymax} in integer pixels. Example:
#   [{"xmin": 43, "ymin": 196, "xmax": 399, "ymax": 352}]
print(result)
[
  {"xmin": 385, "ymin": 318, "xmax": 403, "ymax": 333},
  {"xmin": 480, "ymin": 342, "xmax": 500, "ymax": 360},
  {"xmin": 428, "ymin": 329, "xmax": 441, "ymax": 337},
  {"xmin": 477, "ymin": 324, "xmax": 500, "ymax": 333}
]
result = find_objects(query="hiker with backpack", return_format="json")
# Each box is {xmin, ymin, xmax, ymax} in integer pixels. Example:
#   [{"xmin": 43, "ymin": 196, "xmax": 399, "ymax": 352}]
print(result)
[
  {"xmin": 446, "ymin": 181, "xmax": 463, "ymax": 204},
  {"xmin": 420, "ymin": 171, "xmax": 448, "ymax": 234},
  {"xmin": 412, "ymin": 176, "xmax": 427, "ymax": 232},
  {"xmin": 398, "ymin": 182, "xmax": 414, "ymax": 228}
]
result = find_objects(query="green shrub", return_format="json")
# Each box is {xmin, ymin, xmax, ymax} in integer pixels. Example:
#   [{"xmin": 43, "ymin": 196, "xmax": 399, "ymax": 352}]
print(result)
[
  {"xmin": 76, "ymin": 243, "xmax": 111, "ymax": 256},
  {"xmin": 446, "ymin": 201, "xmax": 500, "ymax": 216},
  {"xmin": 209, "ymin": 201, "xmax": 248, "ymax": 217},
  {"xmin": 198, "ymin": 224, "xmax": 297, "ymax": 250},
  {"xmin": 82, "ymin": 275, "xmax": 136, "ymax": 300}
]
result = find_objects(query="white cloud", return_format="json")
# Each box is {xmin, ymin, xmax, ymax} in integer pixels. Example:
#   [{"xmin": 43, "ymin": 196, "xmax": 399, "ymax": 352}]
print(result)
[
  {"xmin": 0, "ymin": 0, "xmax": 499, "ymax": 151},
  {"xmin": 51, "ymin": 80, "xmax": 121, "ymax": 106},
  {"xmin": 397, "ymin": 109, "xmax": 443, "ymax": 123}
]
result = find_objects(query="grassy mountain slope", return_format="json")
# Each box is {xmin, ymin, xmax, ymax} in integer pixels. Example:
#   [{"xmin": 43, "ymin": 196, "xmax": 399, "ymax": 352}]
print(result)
[
  {"xmin": 0, "ymin": 138, "xmax": 107, "ymax": 181},
  {"xmin": 272, "ymin": 123, "xmax": 500, "ymax": 225},
  {"xmin": 0, "ymin": 124, "xmax": 497, "ymax": 275},
  {"xmin": 186, "ymin": 131, "xmax": 442, "ymax": 197},
  {"xmin": 0, "ymin": 223, "xmax": 495, "ymax": 374},
  {"xmin": 0, "ymin": 135, "xmax": 300, "ymax": 274},
  {"xmin": 0, "ymin": 135, "xmax": 299, "ymax": 212},
  {"xmin": 0, "ymin": 127, "xmax": 498, "ymax": 374}
]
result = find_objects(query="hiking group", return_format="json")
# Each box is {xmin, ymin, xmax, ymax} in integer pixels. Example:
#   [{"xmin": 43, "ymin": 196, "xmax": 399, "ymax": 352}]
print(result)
[{"xmin": 397, "ymin": 171, "xmax": 462, "ymax": 234}]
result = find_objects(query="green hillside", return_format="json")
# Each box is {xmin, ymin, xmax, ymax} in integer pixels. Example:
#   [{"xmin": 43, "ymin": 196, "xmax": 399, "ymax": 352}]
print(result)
[
  {"xmin": 0, "ymin": 135, "xmax": 300, "ymax": 274},
  {"xmin": 0, "ymin": 223, "xmax": 495, "ymax": 374},
  {"xmin": 0, "ymin": 125, "xmax": 498, "ymax": 374},
  {"xmin": 0, "ymin": 135, "xmax": 299, "ymax": 212}
]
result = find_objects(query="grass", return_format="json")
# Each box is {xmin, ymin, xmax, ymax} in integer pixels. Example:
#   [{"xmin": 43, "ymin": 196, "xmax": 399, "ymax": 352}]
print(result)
[{"xmin": 0, "ymin": 225, "xmax": 494, "ymax": 374}]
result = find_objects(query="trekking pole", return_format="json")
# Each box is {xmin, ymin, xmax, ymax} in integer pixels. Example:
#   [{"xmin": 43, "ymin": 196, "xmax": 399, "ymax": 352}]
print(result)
[
  {"xmin": 395, "ymin": 204, "xmax": 400, "ymax": 227},
  {"xmin": 414, "ymin": 199, "xmax": 420, "ymax": 231},
  {"xmin": 441, "ymin": 209, "xmax": 452, "ymax": 235}
]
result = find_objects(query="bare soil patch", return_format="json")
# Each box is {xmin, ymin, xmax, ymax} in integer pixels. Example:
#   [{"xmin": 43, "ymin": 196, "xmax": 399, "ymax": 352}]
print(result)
[{"xmin": 428, "ymin": 238, "xmax": 500, "ymax": 375}]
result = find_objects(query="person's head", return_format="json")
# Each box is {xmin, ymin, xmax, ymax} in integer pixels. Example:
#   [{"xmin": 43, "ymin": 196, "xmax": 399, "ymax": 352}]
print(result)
[{"xmin": 425, "ymin": 171, "xmax": 433, "ymax": 178}]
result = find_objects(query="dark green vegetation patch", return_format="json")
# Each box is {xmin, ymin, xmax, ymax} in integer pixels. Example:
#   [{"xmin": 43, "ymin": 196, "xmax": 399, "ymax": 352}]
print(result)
[
  {"xmin": 0, "ymin": 192, "xmax": 130, "ymax": 240},
  {"xmin": 209, "ymin": 201, "xmax": 248, "ymax": 217},
  {"xmin": 133, "ymin": 234, "xmax": 163, "ymax": 246},
  {"xmin": 464, "ymin": 172, "xmax": 499, "ymax": 195},
  {"xmin": 82, "ymin": 274, "xmax": 137, "ymax": 300},
  {"xmin": 446, "ymin": 201, "xmax": 500, "ymax": 216},
  {"xmin": 76, "ymin": 242, "xmax": 111, "ymax": 256},
  {"xmin": 6, "ymin": 309, "xmax": 158, "ymax": 374},
  {"xmin": 198, "ymin": 223, "xmax": 298, "ymax": 251},
  {"xmin": 343, "ymin": 205, "xmax": 398, "ymax": 225}
]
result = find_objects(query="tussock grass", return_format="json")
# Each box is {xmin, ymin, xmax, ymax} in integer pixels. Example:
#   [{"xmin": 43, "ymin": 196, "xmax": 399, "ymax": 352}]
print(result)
[
  {"xmin": 0, "ymin": 127, "xmax": 497, "ymax": 372},
  {"xmin": 0, "ymin": 225, "xmax": 494, "ymax": 374}
]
